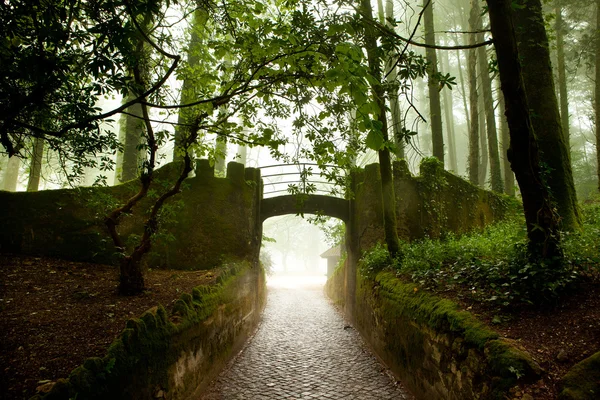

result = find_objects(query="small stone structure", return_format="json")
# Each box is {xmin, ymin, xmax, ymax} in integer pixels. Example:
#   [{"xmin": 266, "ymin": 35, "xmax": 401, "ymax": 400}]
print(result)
[{"xmin": 320, "ymin": 245, "xmax": 341, "ymax": 278}]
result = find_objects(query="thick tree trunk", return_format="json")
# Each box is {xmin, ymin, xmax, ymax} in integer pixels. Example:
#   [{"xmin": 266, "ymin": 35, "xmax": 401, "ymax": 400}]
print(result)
[
  {"xmin": 27, "ymin": 137, "xmax": 44, "ymax": 192},
  {"xmin": 440, "ymin": 47, "xmax": 458, "ymax": 172},
  {"xmin": 423, "ymin": 0, "xmax": 444, "ymax": 164},
  {"xmin": 3, "ymin": 155, "xmax": 20, "ymax": 191},
  {"xmin": 513, "ymin": 0, "xmax": 581, "ymax": 231},
  {"xmin": 467, "ymin": 0, "xmax": 480, "ymax": 185},
  {"xmin": 361, "ymin": 0, "xmax": 400, "ymax": 256},
  {"xmin": 555, "ymin": 0, "xmax": 570, "ymax": 146},
  {"xmin": 478, "ymin": 44, "xmax": 503, "ymax": 192},
  {"xmin": 499, "ymin": 93, "xmax": 515, "ymax": 195},
  {"xmin": 486, "ymin": 0, "xmax": 561, "ymax": 260}
]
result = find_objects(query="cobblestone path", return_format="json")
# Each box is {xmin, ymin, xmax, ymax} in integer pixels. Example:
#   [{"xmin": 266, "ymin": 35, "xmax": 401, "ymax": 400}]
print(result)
[{"xmin": 201, "ymin": 276, "xmax": 411, "ymax": 400}]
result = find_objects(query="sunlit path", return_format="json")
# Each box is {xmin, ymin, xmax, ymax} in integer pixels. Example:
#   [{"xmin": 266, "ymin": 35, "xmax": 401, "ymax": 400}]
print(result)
[{"xmin": 201, "ymin": 275, "xmax": 411, "ymax": 400}]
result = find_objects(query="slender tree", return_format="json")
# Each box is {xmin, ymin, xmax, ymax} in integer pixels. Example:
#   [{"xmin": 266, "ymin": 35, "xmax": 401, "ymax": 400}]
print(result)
[
  {"xmin": 596, "ymin": 0, "xmax": 600, "ymax": 193},
  {"xmin": 478, "ymin": 43, "xmax": 503, "ymax": 192},
  {"xmin": 423, "ymin": 0, "xmax": 445, "ymax": 164},
  {"xmin": 499, "ymin": 92, "xmax": 515, "ymax": 195},
  {"xmin": 467, "ymin": 0, "xmax": 480, "ymax": 185},
  {"xmin": 26, "ymin": 138, "xmax": 44, "ymax": 191},
  {"xmin": 360, "ymin": 0, "xmax": 400, "ymax": 256},
  {"xmin": 555, "ymin": 0, "xmax": 571, "ymax": 146},
  {"xmin": 440, "ymin": 47, "xmax": 458, "ymax": 172}
]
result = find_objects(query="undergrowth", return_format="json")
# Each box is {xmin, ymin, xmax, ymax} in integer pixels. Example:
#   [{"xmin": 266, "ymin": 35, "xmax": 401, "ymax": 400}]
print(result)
[{"xmin": 360, "ymin": 201, "xmax": 600, "ymax": 309}]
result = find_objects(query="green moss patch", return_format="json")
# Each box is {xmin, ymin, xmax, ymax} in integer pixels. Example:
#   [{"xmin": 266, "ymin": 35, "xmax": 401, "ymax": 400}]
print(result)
[{"xmin": 558, "ymin": 351, "xmax": 600, "ymax": 400}]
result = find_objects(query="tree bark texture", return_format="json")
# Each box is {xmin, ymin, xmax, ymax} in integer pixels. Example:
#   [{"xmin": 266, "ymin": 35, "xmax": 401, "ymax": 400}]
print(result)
[
  {"xmin": 555, "ymin": 0, "xmax": 570, "ymax": 147},
  {"xmin": 478, "ymin": 82, "xmax": 488, "ymax": 187},
  {"xmin": 27, "ymin": 137, "xmax": 44, "ymax": 192},
  {"xmin": 119, "ymin": 98, "xmax": 144, "ymax": 182},
  {"xmin": 423, "ymin": 0, "xmax": 444, "ymax": 165},
  {"xmin": 513, "ymin": 0, "xmax": 581, "ymax": 231},
  {"xmin": 174, "ymin": 9, "xmax": 208, "ymax": 161},
  {"xmin": 440, "ymin": 46, "xmax": 458, "ymax": 172},
  {"xmin": 499, "ymin": 92, "xmax": 515, "ymax": 195},
  {"xmin": 467, "ymin": 0, "xmax": 480, "ymax": 185},
  {"xmin": 361, "ymin": 0, "xmax": 400, "ymax": 256},
  {"xmin": 478, "ymin": 43, "xmax": 503, "ymax": 192},
  {"xmin": 384, "ymin": 0, "xmax": 405, "ymax": 159},
  {"xmin": 486, "ymin": 0, "xmax": 562, "ymax": 260}
]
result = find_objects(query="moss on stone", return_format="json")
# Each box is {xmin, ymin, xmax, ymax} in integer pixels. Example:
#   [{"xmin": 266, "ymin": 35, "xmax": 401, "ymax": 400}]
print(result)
[
  {"xmin": 558, "ymin": 351, "xmax": 600, "ymax": 400},
  {"xmin": 33, "ymin": 261, "xmax": 261, "ymax": 400}
]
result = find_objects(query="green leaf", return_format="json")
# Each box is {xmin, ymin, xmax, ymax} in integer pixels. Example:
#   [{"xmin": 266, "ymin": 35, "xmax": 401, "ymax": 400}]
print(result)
[{"xmin": 366, "ymin": 130, "xmax": 384, "ymax": 151}]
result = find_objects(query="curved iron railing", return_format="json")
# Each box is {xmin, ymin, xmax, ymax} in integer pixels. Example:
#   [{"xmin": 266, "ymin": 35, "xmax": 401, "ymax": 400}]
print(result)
[{"xmin": 258, "ymin": 163, "xmax": 345, "ymax": 198}]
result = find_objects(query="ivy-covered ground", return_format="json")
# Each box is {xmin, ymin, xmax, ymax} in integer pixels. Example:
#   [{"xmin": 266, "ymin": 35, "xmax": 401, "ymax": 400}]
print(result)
[
  {"xmin": 360, "ymin": 199, "xmax": 600, "ymax": 399},
  {"xmin": 0, "ymin": 255, "xmax": 219, "ymax": 400}
]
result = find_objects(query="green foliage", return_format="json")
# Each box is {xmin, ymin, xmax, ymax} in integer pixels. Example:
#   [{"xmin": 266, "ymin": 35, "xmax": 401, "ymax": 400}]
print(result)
[
  {"xmin": 358, "ymin": 242, "xmax": 392, "ymax": 279},
  {"xmin": 395, "ymin": 207, "xmax": 598, "ymax": 308}
]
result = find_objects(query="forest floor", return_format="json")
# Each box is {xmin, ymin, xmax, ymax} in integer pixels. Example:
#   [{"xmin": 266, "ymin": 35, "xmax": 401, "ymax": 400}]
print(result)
[
  {"xmin": 1, "ymin": 255, "xmax": 599, "ymax": 399},
  {"xmin": 441, "ymin": 280, "xmax": 600, "ymax": 399},
  {"xmin": 0, "ymin": 254, "xmax": 219, "ymax": 400}
]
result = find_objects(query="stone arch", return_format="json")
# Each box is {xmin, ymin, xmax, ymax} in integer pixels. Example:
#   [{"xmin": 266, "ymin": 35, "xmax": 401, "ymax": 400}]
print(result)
[{"xmin": 260, "ymin": 194, "xmax": 349, "ymax": 222}]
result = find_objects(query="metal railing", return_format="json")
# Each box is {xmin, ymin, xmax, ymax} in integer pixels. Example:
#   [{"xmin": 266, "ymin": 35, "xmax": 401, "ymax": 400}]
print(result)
[{"xmin": 258, "ymin": 163, "xmax": 345, "ymax": 198}]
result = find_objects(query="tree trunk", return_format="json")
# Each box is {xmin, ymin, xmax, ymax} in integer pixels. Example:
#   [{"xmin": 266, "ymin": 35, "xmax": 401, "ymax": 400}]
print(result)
[
  {"xmin": 456, "ymin": 46, "xmax": 471, "ymax": 137},
  {"xmin": 174, "ymin": 9, "xmax": 208, "ymax": 161},
  {"xmin": 27, "ymin": 138, "xmax": 44, "ymax": 192},
  {"xmin": 478, "ymin": 84, "xmax": 488, "ymax": 187},
  {"xmin": 499, "ymin": 92, "xmax": 515, "ymax": 195},
  {"xmin": 555, "ymin": 0, "xmax": 570, "ymax": 147},
  {"xmin": 478, "ymin": 43, "xmax": 503, "ymax": 192},
  {"xmin": 237, "ymin": 143, "xmax": 247, "ymax": 165},
  {"xmin": 214, "ymin": 135, "xmax": 227, "ymax": 176},
  {"xmin": 423, "ymin": 0, "xmax": 444, "ymax": 165},
  {"xmin": 513, "ymin": 0, "xmax": 581, "ymax": 231},
  {"xmin": 119, "ymin": 98, "xmax": 144, "ymax": 182},
  {"xmin": 440, "ymin": 46, "xmax": 458, "ymax": 172},
  {"xmin": 468, "ymin": 0, "xmax": 480, "ymax": 185},
  {"xmin": 384, "ymin": 0, "xmax": 405, "ymax": 159},
  {"xmin": 486, "ymin": 0, "xmax": 561, "ymax": 260},
  {"xmin": 3, "ymin": 155, "xmax": 20, "ymax": 191},
  {"xmin": 361, "ymin": 0, "xmax": 400, "ymax": 256},
  {"xmin": 596, "ymin": 0, "xmax": 600, "ymax": 193}
]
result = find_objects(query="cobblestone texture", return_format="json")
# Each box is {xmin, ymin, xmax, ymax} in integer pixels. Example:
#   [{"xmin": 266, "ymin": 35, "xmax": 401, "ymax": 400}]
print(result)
[{"xmin": 201, "ymin": 277, "xmax": 411, "ymax": 400}]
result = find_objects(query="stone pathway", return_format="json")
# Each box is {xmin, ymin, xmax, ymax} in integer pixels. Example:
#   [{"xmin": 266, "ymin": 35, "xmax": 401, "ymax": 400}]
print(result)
[{"xmin": 201, "ymin": 276, "xmax": 412, "ymax": 400}]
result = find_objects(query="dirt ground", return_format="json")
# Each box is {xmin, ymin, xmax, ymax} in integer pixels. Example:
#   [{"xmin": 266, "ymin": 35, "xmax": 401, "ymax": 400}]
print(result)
[
  {"xmin": 0, "ymin": 254, "xmax": 218, "ymax": 400},
  {"xmin": 1, "ymin": 254, "xmax": 599, "ymax": 399},
  {"xmin": 446, "ymin": 281, "xmax": 600, "ymax": 399}
]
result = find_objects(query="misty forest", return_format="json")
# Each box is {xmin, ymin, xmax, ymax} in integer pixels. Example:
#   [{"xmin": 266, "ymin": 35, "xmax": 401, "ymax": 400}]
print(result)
[{"xmin": 1, "ymin": 0, "xmax": 600, "ymax": 399}]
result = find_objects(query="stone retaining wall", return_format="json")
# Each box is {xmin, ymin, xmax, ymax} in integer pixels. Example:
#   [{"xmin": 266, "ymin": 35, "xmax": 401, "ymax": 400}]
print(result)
[
  {"xmin": 0, "ymin": 160, "xmax": 262, "ymax": 270},
  {"xmin": 34, "ymin": 261, "xmax": 266, "ymax": 400}
]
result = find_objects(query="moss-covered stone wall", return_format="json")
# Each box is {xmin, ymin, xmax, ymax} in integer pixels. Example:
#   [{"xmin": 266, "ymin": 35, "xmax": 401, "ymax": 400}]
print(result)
[
  {"xmin": 349, "ymin": 271, "xmax": 540, "ymax": 399},
  {"xmin": 334, "ymin": 160, "xmax": 533, "ymax": 398},
  {"xmin": 33, "ymin": 261, "xmax": 266, "ymax": 400},
  {"xmin": 0, "ymin": 160, "xmax": 262, "ymax": 270},
  {"xmin": 351, "ymin": 159, "xmax": 513, "ymax": 253}
]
